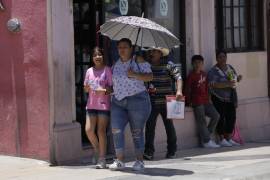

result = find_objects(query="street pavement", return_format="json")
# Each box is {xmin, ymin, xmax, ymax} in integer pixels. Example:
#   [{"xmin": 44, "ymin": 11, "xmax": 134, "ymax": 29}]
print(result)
[{"xmin": 1, "ymin": 141, "xmax": 270, "ymax": 180}]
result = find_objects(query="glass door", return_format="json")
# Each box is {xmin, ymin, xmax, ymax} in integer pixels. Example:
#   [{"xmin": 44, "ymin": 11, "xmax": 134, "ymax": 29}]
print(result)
[{"xmin": 73, "ymin": 0, "xmax": 102, "ymax": 145}]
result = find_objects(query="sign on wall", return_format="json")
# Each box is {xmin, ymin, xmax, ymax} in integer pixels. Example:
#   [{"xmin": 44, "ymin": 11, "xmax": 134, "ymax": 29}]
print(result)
[
  {"xmin": 160, "ymin": 0, "xmax": 168, "ymax": 16},
  {"xmin": 119, "ymin": 0, "xmax": 128, "ymax": 15}
]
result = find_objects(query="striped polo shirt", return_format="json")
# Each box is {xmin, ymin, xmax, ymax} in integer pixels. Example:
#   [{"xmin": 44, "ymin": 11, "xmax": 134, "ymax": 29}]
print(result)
[{"xmin": 149, "ymin": 59, "xmax": 182, "ymax": 106}]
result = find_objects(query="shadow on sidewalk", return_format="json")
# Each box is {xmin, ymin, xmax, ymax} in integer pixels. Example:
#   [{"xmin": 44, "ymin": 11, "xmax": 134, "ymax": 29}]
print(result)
[{"xmin": 120, "ymin": 167, "xmax": 194, "ymax": 177}]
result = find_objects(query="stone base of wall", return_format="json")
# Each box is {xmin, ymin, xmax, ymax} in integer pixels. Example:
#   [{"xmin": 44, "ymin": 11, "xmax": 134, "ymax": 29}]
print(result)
[
  {"xmin": 51, "ymin": 122, "xmax": 82, "ymax": 165},
  {"xmin": 122, "ymin": 97, "xmax": 270, "ymax": 156}
]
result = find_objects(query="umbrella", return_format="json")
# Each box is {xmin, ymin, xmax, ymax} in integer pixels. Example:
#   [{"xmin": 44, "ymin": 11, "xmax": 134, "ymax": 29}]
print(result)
[{"xmin": 99, "ymin": 16, "xmax": 181, "ymax": 49}]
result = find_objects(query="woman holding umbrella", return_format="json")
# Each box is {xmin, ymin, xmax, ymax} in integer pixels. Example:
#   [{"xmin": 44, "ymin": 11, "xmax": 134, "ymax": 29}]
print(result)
[{"xmin": 108, "ymin": 38, "xmax": 153, "ymax": 171}]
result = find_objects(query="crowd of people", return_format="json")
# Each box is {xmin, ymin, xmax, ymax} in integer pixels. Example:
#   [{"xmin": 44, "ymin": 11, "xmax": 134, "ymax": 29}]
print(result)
[{"xmin": 83, "ymin": 38, "xmax": 243, "ymax": 171}]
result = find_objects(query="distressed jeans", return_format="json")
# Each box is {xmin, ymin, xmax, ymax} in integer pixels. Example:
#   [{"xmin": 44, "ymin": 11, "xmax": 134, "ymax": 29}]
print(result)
[{"xmin": 111, "ymin": 91, "xmax": 151, "ymax": 157}]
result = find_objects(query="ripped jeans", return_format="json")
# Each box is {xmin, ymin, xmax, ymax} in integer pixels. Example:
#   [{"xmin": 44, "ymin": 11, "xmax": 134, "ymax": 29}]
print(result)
[{"xmin": 111, "ymin": 91, "xmax": 151, "ymax": 157}]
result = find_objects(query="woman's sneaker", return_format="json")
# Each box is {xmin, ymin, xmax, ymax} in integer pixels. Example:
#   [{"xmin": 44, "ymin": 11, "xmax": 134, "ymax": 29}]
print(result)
[
  {"xmin": 228, "ymin": 139, "xmax": 241, "ymax": 146},
  {"xmin": 203, "ymin": 140, "xmax": 221, "ymax": 148},
  {"xmin": 166, "ymin": 152, "xmax": 176, "ymax": 159},
  {"xmin": 132, "ymin": 160, "xmax": 145, "ymax": 171},
  {"xmin": 143, "ymin": 153, "xmax": 154, "ymax": 160},
  {"xmin": 95, "ymin": 159, "xmax": 106, "ymax": 169},
  {"xmin": 220, "ymin": 138, "xmax": 233, "ymax": 147},
  {"xmin": 108, "ymin": 159, "xmax": 125, "ymax": 171}
]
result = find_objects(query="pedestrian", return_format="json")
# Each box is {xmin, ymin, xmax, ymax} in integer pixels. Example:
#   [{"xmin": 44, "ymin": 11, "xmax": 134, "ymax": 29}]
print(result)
[
  {"xmin": 84, "ymin": 47, "xmax": 113, "ymax": 169},
  {"xmin": 108, "ymin": 38, "xmax": 153, "ymax": 171},
  {"xmin": 208, "ymin": 50, "xmax": 243, "ymax": 147},
  {"xmin": 144, "ymin": 48, "xmax": 183, "ymax": 160},
  {"xmin": 185, "ymin": 55, "xmax": 220, "ymax": 148}
]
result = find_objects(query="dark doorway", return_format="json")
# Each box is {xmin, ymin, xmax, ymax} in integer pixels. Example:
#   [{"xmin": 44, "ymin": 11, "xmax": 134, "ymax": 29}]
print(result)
[
  {"xmin": 73, "ymin": 0, "xmax": 186, "ymax": 145},
  {"xmin": 73, "ymin": 0, "xmax": 103, "ymax": 145}
]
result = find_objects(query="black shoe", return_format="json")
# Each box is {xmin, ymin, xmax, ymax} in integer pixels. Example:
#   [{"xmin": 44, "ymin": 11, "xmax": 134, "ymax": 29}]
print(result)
[
  {"xmin": 143, "ymin": 153, "xmax": 154, "ymax": 160},
  {"xmin": 166, "ymin": 152, "xmax": 176, "ymax": 159}
]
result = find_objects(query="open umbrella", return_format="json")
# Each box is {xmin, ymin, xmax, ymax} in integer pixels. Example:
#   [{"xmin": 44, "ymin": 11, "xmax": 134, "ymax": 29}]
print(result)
[{"xmin": 99, "ymin": 16, "xmax": 181, "ymax": 49}]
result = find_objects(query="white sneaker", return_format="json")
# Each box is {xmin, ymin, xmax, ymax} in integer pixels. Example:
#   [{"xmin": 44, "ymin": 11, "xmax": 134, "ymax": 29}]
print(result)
[
  {"xmin": 203, "ymin": 140, "xmax": 221, "ymax": 148},
  {"xmin": 228, "ymin": 139, "xmax": 241, "ymax": 146},
  {"xmin": 132, "ymin": 160, "xmax": 145, "ymax": 171},
  {"xmin": 95, "ymin": 159, "xmax": 106, "ymax": 169},
  {"xmin": 108, "ymin": 159, "xmax": 125, "ymax": 171},
  {"xmin": 220, "ymin": 138, "xmax": 233, "ymax": 147}
]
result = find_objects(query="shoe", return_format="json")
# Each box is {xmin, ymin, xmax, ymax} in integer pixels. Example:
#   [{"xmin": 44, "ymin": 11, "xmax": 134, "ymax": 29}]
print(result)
[
  {"xmin": 143, "ymin": 153, "xmax": 154, "ymax": 160},
  {"xmin": 132, "ymin": 160, "xmax": 145, "ymax": 171},
  {"xmin": 203, "ymin": 140, "xmax": 221, "ymax": 148},
  {"xmin": 108, "ymin": 159, "xmax": 125, "ymax": 171},
  {"xmin": 219, "ymin": 138, "xmax": 233, "ymax": 147},
  {"xmin": 166, "ymin": 152, "xmax": 176, "ymax": 159},
  {"xmin": 228, "ymin": 139, "xmax": 241, "ymax": 146},
  {"xmin": 95, "ymin": 159, "xmax": 106, "ymax": 169},
  {"xmin": 91, "ymin": 153, "xmax": 98, "ymax": 164}
]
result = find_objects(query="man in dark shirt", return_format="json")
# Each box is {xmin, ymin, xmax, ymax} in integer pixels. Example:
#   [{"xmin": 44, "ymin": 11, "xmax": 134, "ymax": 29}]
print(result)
[{"xmin": 144, "ymin": 48, "xmax": 183, "ymax": 160}]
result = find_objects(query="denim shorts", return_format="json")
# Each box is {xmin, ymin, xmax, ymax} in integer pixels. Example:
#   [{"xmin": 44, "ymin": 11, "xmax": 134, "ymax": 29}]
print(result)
[{"xmin": 87, "ymin": 109, "xmax": 110, "ymax": 118}]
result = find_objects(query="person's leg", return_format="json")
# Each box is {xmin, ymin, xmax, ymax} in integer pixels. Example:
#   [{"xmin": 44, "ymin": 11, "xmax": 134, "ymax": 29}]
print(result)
[
  {"xmin": 127, "ymin": 91, "xmax": 151, "ymax": 161},
  {"xmin": 193, "ymin": 105, "xmax": 211, "ymax": 144},
  {"xmin": 159, "ymin": 105, "xmax": 177, "ymax": 155},
  {"xmin": 205, "ymin": 103, "xmax": 220, "ymax": 136},
  {"xmin": 211, "ymin": 96, "xmax": 226, "ymax": 139},
  {"xmin": 96, "ymin": 112, "xmax": 109, "ymax": 160},
  {"xmin": 224, "ymin": 102, "xmax": 236, "ymax": 139},
  {"xmin": 144, "ymin": 105, "xmax": 159, "ymax": 156},
  {"xmin": 85, "ymin": 110, "xmax": 99, "ymax": 153},
  {"xmin": 110, "ymin": 98, "xmax": 128, "ymax": 161}
]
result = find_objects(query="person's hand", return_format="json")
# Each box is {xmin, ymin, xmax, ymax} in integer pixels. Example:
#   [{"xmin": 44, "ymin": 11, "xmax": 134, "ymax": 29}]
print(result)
[
  {"xmin": 237, "ymin": 75, "xmax": 243, "ymax": 82},
  {"xmin": 94, "ymin": 88, "xmax": 106, "ymax": 95},
  {"xmin": 176, "ymin": 92, "xmax": 183, "ymax": 101},
  {"xmin": 227, "ymin": 80, "xmax": 236, "ymax": 88},
  {"xmin": 104, "ymin": 86, "xmax": 113, "ymax": 95},
  {"xmin": 127, "ymin": 68, "xmax": 137, "ymax": 78},
  {"xmin": 84, "ymin": 85, "xmax": 91, "ymax": 92}
]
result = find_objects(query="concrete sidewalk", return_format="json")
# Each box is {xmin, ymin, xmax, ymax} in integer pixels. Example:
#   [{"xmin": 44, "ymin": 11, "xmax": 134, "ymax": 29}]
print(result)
[{"xmin": 1, "ymin": 141, "xmax": 270, "ymax": 180}]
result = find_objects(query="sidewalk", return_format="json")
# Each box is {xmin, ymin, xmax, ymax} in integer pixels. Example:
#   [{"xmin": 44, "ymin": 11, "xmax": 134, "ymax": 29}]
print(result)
[{"xmin": 1, "ymin": 141, "xmax": 270, "ymax": 180}]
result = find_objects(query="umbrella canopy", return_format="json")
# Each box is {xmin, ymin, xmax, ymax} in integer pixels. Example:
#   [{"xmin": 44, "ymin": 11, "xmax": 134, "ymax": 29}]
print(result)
[{"xmin": 99, "ymin": 16, "xmax": 181, "ymax": 49}]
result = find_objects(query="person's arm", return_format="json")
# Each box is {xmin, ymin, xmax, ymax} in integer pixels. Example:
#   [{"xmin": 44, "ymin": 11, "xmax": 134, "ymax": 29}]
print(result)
[
  {"xmin": 127, "ymin": 70, "xmax": 153, "ymax": 81},
  {"xmin": 84, "ymin": 69, "xmax": 91, "ymax": 92},
  {"xmin": 209, "ymin": 81, "xmax": 235, "ymax": 89},
  {"xmin": 84, "ymin": 85, "xmax": 91, "ymax": 92},
  {"xmin": 207, "ymin": 68, "xmax": 235, "ymax": 89},
  {"xmin": 127, "ymin": 55, "xmax": 153, "ymax": 82},
  {"xmin": 175, "ymin": 79, "xmax": 183, "ymax": 101},
  {"xmin": 167, "ymin": 61, "xmax": 183, "ymax": 100}
]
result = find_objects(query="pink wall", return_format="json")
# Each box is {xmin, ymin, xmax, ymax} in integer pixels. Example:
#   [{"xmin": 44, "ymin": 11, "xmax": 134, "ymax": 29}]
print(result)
[{"xmin": 0, "ymin": 0, "xmax": 50, "ymax": 160}]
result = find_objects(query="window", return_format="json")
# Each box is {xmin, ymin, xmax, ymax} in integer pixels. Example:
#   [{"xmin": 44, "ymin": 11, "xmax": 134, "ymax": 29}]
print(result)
[{"xmin": 216, "ymin": 0, "xmax": 264, "ymax": 52}]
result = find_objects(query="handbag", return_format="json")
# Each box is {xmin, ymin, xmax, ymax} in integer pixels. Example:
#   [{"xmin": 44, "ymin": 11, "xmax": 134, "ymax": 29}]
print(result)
[
  {"xmin": 166, "ymin": 95, "xmax": 185, "ymax": 119},
  {"xmin": 232, "ymin": 123, "xmax": 244, "ymax": 144}
]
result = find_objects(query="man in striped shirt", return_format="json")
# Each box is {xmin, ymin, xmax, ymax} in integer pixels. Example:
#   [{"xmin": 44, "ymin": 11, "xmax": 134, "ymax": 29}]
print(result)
[{"xmin": 144, "ymin": 48, "xmax": 183, "ymax": 160}]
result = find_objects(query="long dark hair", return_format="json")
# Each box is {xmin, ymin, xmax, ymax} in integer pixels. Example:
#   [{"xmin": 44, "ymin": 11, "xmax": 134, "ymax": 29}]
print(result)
[{"xmin": 91, "ymin": 46, "xmax": 106, "ymax": 66}]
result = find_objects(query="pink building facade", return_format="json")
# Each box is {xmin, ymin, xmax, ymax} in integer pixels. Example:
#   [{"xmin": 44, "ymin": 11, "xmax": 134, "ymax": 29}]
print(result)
[
  {"xmin": 0, "ymin": 0, "xmax": 270, "ymax": 165},
  {"xmin": 0, "ymin": 0, "xmax": 50, "ymax": 160}
]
